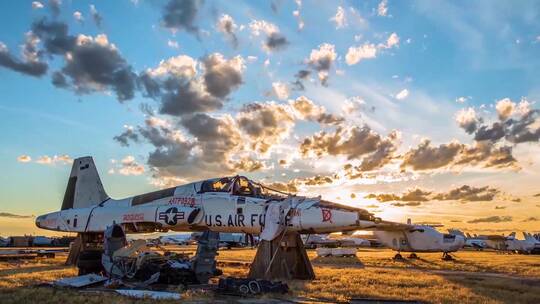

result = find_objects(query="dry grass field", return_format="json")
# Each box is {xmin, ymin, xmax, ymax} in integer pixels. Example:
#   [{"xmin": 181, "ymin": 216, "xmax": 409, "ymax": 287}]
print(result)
[{"xmin": 0, "ymin": 248, "xmax": 539, "ymax": 303}]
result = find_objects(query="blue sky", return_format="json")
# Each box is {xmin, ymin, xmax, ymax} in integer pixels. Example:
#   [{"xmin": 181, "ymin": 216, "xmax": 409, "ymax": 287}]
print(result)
[{"xmin": 1, "ymin": 0, "xmax": 539, "ymax": 235}]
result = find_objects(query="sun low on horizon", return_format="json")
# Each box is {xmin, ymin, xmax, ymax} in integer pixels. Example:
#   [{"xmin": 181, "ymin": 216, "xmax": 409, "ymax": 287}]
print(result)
[{"xmin": 0, "ymin": 0, "xmax": 539, "ymax": 237}]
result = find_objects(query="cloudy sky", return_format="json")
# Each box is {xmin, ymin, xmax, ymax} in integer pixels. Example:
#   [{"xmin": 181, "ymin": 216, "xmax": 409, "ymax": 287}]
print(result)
[{"xmin": 1, "ymin": 0, "xmax": 539, "ymax": 236}]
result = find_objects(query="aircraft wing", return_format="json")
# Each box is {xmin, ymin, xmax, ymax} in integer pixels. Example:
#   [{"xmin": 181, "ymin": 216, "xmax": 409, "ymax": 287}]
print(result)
[{"xmin": 364, "ymin": 220, "xmax": 415, "ymax": 231}]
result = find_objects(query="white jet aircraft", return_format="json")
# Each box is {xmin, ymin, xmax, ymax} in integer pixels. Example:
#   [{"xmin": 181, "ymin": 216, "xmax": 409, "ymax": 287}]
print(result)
[
  {"xmin": 447, "ymin": 229, "xmax": 488, "ymax": 250},
  {"xmin": 505, "ymin": 232, "xmax": 539, "ymax": 253},
  {"xmin": 36, "ymin": 157, "xmax": 407, "ymax": 253},
  {"xmin": 373, "ymin": 220, "xmax": 465, "ymax": 260}
]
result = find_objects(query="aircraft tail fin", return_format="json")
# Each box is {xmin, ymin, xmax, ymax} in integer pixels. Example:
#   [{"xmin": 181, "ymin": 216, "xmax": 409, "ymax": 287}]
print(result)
[
  {"xmin": 524, "ymin": 232, "xmax": 535, "ymax": 241},
  {"xmin": 61, "ymin": 156, "xmax": 109, "ymax": 210}
]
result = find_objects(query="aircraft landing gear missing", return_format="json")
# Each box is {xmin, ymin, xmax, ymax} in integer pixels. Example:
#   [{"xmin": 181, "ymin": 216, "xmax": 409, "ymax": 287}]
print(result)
[{"xmin": 442, "ymin": 252, "xmax": 455, "ymax": 261}]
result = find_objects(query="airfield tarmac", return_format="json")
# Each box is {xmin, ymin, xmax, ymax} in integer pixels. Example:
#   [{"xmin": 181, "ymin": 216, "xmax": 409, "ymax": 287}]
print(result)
[{"xmin": 0, "ymin": 247, "xmax": 539, "ymax": 303}]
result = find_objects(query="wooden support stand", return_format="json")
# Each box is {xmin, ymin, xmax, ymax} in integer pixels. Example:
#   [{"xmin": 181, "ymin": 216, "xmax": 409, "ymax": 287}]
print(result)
[
  {"xmin": 65, "ymin": 232, "xmax": 103, "ymax": 266},
  {"xmin": 248, "ymin": 232, "xmax": 315, "ymax": 280},
  {"xmin": 65, "ymin": 233, "xmax": 83, "ymax": 266}
]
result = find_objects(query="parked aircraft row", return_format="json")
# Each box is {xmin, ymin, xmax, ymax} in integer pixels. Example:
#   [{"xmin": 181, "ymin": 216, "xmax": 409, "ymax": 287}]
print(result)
[{"xmin": 449, "ymin": 230, "xmax": 540, "ymax": 254}]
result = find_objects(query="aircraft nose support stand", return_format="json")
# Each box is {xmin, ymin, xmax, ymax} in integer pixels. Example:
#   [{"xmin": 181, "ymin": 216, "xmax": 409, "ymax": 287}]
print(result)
[
  {"xmin": 248, "ymin": 200, "xmax": 315, "ymax": 280},
  {"xmin": 192, "ymin": 230, "xmax": 221, "ymax": 283}
]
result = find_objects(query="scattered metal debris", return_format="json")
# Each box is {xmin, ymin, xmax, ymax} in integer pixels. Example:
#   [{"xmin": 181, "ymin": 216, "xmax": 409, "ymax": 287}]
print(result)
[
  {"xmin": 217, "ymin": 277, "xmax": 289, "ymax": 296},
  {"xmin": 114, "ymin": 289, "xmax": 181, "ymax": 300},
  {"xmin": 53, "ymin": 274, "xmax": 108, "ymax": 288},
  {"xmin": 99, "ymin": 224, "xmax": 221, "ymax": 288}
]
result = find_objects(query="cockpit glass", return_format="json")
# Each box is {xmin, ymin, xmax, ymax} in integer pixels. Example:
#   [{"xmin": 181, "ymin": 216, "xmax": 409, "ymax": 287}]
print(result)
[
  {"xmin": 234, "ymin": 177, "xmax": 253, "ymax": 195},
  {"xmin": 443, "ymin": 234, "xmax": 456, "ymax": 243},
  {"xmin": 201, "ymin": 177, "xmax": 233, "ymax": 193},
  {"xmin": 202, "ymin": 176, "xmax": 289, "ymax": 199}
]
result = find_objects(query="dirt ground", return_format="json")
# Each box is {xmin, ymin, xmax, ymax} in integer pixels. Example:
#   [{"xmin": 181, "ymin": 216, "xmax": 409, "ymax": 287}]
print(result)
[{"xmin": 0, "ymin": 247, "xmax": 539, "ymax": 303}]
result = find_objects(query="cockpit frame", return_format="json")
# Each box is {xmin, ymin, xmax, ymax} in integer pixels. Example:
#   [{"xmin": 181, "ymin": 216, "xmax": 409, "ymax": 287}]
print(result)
[{"xmin": 199, "ymin": 175, "xmax": 292, "ymax": 199}]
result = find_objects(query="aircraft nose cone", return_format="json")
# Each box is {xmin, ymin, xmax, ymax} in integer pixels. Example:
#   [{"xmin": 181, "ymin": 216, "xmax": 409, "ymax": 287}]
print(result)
[{"xmin": 35, "ymin": 215, "xmax": 44, "ymax": 228}]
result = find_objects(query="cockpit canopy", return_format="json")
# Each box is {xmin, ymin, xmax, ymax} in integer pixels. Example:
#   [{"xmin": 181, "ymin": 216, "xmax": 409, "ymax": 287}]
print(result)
[{"xmin": 200, "ymin": 176, "xmax": 288, "ymax": 199}]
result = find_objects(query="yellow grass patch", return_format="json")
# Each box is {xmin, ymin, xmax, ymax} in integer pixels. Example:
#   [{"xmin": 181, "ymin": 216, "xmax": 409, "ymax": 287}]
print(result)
[{"xmin": 0, "ymin": 249, "xmax": 539, "ymax": 303}]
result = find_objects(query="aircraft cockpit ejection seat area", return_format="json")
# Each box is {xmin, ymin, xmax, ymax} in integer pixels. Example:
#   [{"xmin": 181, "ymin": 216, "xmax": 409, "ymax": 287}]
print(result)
[{"xmin": 199, "ymin": 176, "xmax": 288, "ymax": 200}]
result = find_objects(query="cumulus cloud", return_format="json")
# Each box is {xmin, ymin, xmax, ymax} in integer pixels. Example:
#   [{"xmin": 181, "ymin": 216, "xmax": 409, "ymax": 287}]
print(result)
[
  {"xmin": 367, "ymin": 185, "xmax": 499, "ymax": 204},
  {"xmin": 271, "ymin": 82, "xmax": 290, "ymax": 100},
  {"xmin": 167, "ymin": 39, "xmax": 179, "ymax": 49},
  {"xmin": 161, "ymin": 0, "xmax": 201, "ymax": 34},
  {"xmin": 237, "ymin": 102, "xmax": 295, "ymax": 153},
  {"xmin": 300, "ymin": 125, "xmax": 399, "ymax": 171},
  {"xmin": 34, "ymin": 154, "xmax": 73, "ymax": 165},
  {"xmin": 330, "ymin": 6, "xmax": 347, "ymax": 29},
  {"xmin": 495, "ymin": 98, "xmax": 515, "ymax": 120},
  {"xmin": 382, "ymin": 32, "xmax": 400, "ymax": 49},
  {"xmin": 366, "ymin": 188, "xmax": 431, "ymax": 203},
  {"xmin": 216, "ymin": 14, "xmax": 238, "ymax": 48},
  {"xmin": 0, "ymin": 32, "xmax": 48, "ymax": 77},
  {"xmin": 395, "ymin": 89, "xmax": 409, "ymax": 100},
  {"xmin": 292, "ymin": 9, "xmax": 304, "ymax": 30},
  {"xmin": 58, "ymin": 34, "xmax": 136, "ymax": 100},
  {"xmin": 90, "ymin": 4, "xmax": 102, "ymax": 28},
  {"xmin": 307, "ymin": 43, "xmax": 337, "ymax": 85},
  {"xmin": 0, "ymin": 212, "xmax": 34, "ymax": 219},
  {"xmin": 113, "ymin": 125, "xmax": 139, "ymax": 146},
  {"xmin": 73, "ymin": 11, "xmax": 83, "ymax": 23},
  {"xmin": 456, "ymin": 96, "xmax": 470, "ymax": 103},
  {"xmin": 345, "ymin": 32, "xmax": 398, "ymax": 66},
  {"xmin": 115, "ymin": 96, "xmax": 332, "ymax": 182},
  {"xmin": 32, "ymin": 1, "xmax": 44, "ymax": 9},
  {"xmin": 249, "ymin": 19, "xmax": 289, "ymax": 52},
  {"xmin": 17, "ymin": 155, "xmax": 32, "ymax": 163},
  {"xmin": 122, "ymin": 115, "xmax": 234, "ymax": 182},
  {"xmin": 266, "ymin": 181, "xmax": 298, "ymax": 193},
  {"xmin": 145, "ymin": 55, "xmax": 197, "ymax": 79},
  {"xmin": 232, "ymin": 157, "xmax": 266, "ymax": 172},
  {"xmin": 140, "ymin": 53, "xmax": 245, "ymax": 116},
  {"xmin": 29, "ymin": 19, "xmax": 137, "ymax": 101},
  {"xmin": 455, "ymin": 107, "xmax": 479, "ymax": 134},
  {"xmin": 400, "ymin": 139, "xmax": 517, "ymax": 171},
  {"xmin": 302, "ymin": 174, "xmax": 334, "ymax": 186},
  {"xmin": 114, "ymin": 155, "xmax": 145, "ymax": 176},
  {"xmin": 202, "ymin": 53, "xmax": 245, "ymax": 98},
  {"xmin": 458, "ymin": 98, "xmax": 540, "ymax": 144},
  {"xmin": 467, "ymin": 216, "xmax": 512, "ymax": 224},
  {"xmin": 290, "ymin": 96, "xmax": 344, "ymax": 125},
  {"xmin": 455, "ymin": 141, "xmax": 517, "ymax": 169},
  {"xmin": 377, "ymin": 0, "xmax": 388, "ymax": 17},
  {"xmin": 392, "ymin": 202, "xmax": 421, "ymax": 207},
  {"xmin": 433, "ymin": 185, "xmax": 499, "ymax": 201},
  {"xmin": 345, "ymin": 43, "xmax": 377, "ymax": 65},
  {"xmin": 291, "ymin": 69, "xmax": 311, "ymax": 90}
]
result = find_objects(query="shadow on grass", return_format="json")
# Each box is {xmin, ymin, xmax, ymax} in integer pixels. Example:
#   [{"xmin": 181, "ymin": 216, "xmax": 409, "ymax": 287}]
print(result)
[
  {"xmin": 0, "ymin": 264, "xmax": 70, "ymax": 278},
  {"xmin": 435, "ymin": 272, "xmax": 540, "ymax": 303},
  {"xmin": 312, "ymin": 255, "xmax": 365, "ymax": 268}
]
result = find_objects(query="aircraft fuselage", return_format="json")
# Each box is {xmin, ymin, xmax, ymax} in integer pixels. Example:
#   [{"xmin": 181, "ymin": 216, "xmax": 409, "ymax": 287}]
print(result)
[{"xmin": 36, "ymin": 177, "xmax": 377, "ymax": 236}]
